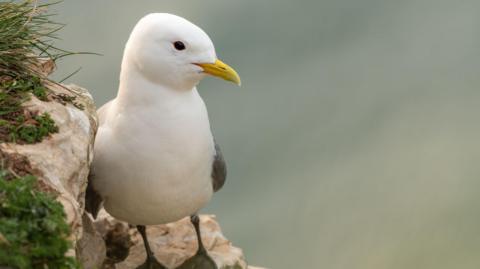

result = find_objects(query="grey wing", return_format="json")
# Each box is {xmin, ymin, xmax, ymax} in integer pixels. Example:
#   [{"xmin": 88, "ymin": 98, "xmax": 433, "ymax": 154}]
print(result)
[{"xmin": 211, "ymin": 141, "xmax": 227, "ymax": 192}]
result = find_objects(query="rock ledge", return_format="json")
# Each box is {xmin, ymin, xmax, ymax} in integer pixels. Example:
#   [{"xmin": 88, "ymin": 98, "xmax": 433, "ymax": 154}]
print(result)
[{"xmin": 92, "ymin": 211, "xmax": 264, "ymax": 269}]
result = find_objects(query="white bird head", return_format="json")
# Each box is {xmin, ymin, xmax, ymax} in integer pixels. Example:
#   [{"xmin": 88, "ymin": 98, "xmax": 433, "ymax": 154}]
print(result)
[{"xmin": 123, "ymin": 13, "xmax": 241, "ymax": 91}]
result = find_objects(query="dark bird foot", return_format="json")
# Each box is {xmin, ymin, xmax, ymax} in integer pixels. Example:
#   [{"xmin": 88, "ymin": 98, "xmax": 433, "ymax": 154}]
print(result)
[
  {"xmin": 136, "ymin": 225, "xmax": 168, "ymax": 269},
  {"xmin": 137, "ymin": 256, "xmax": 168, "ymax": 269},
  {"xmin": 176, "ymin": 215, "xmax": 218, "ymax": 269},
  {"xmin": 176, "ymin": 250, "xmax": 217, "ymax": 269}
]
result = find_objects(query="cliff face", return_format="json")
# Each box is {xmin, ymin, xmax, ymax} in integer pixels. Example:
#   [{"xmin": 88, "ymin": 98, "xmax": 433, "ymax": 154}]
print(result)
[
  {"xmin": 0, "ymin": 77, "xmax": 263, "ymax": 268},
  {"xmin": 0, "ymin": 80, "xmax": 102, "ymax": 264}
]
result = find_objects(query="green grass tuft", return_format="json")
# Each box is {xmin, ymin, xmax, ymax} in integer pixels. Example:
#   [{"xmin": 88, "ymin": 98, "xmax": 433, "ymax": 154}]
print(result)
[
  {"xmin": 0, "ymin": 1, "xmax": 85, "ymax": 145},
  {"xmin": 0, "ymin": 0, "xmax": 70, "ymax": 79},
  {"xmin": 0, "ymin": 170, "xmax": 79, "ymax": 269}
]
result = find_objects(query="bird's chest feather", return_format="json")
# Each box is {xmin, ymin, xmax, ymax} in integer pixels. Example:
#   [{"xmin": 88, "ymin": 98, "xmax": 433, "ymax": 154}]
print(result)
[
  {"xmin": 93, "ymin": 91, "xmax": 216, "ymax": 224},
  {"xmin": 115, "ymin": 103, "xmax": 215, "ymax": 181}
]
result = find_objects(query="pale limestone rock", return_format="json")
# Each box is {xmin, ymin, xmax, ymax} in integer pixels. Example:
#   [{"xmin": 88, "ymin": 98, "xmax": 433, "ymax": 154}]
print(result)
[
  {"xmin": 0, "ymin": 81, "xmax": 101, "ymax": 266},
  {"xmin": 77, "ymin": 214, "xmax": 107, "ymax": 269},
  {"xmin": 93, "ymin": 211, "xmax": 263, "ymax": 269}
]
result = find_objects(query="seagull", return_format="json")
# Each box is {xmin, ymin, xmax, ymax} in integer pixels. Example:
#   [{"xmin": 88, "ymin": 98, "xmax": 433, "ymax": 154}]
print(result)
[{"xmin": 85, "ymin": 13, "xmax": 240, "ymax": 269}]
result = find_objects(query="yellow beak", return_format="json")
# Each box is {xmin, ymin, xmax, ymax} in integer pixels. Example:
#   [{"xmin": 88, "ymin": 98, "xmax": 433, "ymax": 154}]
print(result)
[{"xmin": 196, "ymin": 59, "xmax": 241, "ymax": 86}]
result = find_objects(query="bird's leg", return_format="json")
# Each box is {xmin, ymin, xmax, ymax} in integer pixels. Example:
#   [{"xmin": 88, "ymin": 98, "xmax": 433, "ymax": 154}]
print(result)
[
  {"xmin": 176, "ymin": 215, "xmax": 218, "ymax": 269},
  {"xmin": 136, "ymin": 225, "xmax": 168, "ymax": 269},
  {"xmin": 191, "ymin": 214, "xmax": 207, "ymax": 255}
]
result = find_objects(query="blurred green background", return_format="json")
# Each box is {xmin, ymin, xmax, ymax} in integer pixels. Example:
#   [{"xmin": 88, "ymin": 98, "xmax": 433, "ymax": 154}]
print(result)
[{"xmin": 52, "ymin": 1, "xmax": 480, "ymax": 268}]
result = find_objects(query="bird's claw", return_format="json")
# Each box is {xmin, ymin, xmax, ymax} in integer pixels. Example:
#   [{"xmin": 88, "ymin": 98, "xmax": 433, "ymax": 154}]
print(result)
[
  {"xmin": 175, "ymin": 251, "xmax": 218, "ymax": 269},
  {"xmin": 136, "ymin": 256, "xmax": 168, "ymax": 269}
]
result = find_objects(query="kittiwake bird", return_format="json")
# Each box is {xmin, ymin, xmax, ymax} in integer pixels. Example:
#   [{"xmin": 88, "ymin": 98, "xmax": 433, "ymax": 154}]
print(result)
[{"xmin": 86, "ymin": 13, "xmax": 241, "ymax": 269}]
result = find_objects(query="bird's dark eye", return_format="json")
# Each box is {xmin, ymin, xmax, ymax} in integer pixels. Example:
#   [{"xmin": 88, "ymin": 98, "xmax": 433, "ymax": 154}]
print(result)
[{"xmin": 173, "ymin": 41, "xmax": 186, "ymax": 51}]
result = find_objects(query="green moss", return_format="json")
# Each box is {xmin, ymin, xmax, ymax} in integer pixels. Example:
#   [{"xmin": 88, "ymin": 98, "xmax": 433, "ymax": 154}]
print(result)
[
  {"xmin": 0, "ymin": 170, "xmax": 79, "ymax": 269},
  {"xmin": 0, "ymin": 109, "xmax": 60, "ymax": 144},
  {"xmin": 17, "ymin": 113, "xmax": 59, "ymax": 143},
  {"xmin": 0, "ymin": 77, "xmax": 59, "ymax": 144},
  {"xmin": 1, "ymin": 76, "xmax": 49, "ymax": 101}
]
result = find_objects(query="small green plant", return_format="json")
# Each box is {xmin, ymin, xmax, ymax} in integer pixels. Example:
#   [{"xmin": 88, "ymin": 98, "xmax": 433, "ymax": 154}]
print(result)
[
  {"xmin": 0, "ymin": 74, "xmax": 58, "ymax": 144},
  {"xmin": 1, "ymin": 76, "xmax": 49, "ymax": 100},
  {"xmin": 0, "ymin": 112, "xmax": 60, "ymax": 143},
  {"xmin": 0, "ymin": 76, "xmax": 59, "ymax": 144},
  {"xmin": 16, "ymin": 112, "xmax": 59, "ymax": 143},
  {"xmin": 0, "ymin": 170, "xmax": 79, "ymax": 269}
]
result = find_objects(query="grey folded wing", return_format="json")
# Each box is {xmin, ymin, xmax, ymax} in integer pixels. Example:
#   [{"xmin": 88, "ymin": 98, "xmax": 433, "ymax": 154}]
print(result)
[{"xmin": 211, "ymin": 142, "xmax": 227, "ymax": 192}]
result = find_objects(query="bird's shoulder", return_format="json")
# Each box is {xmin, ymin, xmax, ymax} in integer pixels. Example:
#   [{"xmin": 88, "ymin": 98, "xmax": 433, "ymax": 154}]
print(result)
[{"xmin": 97, "ymin": 99, "xmax": 114, "ymax": 126}]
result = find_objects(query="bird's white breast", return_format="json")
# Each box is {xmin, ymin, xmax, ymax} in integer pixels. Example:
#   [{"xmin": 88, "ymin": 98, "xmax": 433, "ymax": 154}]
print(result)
[{"xmin": 92, "ymin": 89, "xmax": 215, "ymax": 225}]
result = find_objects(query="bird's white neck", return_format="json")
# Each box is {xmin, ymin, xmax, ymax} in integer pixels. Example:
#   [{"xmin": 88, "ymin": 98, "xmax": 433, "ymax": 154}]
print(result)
[{"xmin": 116, "ymin": 60, "xmax": 199, "ymax": 110}]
